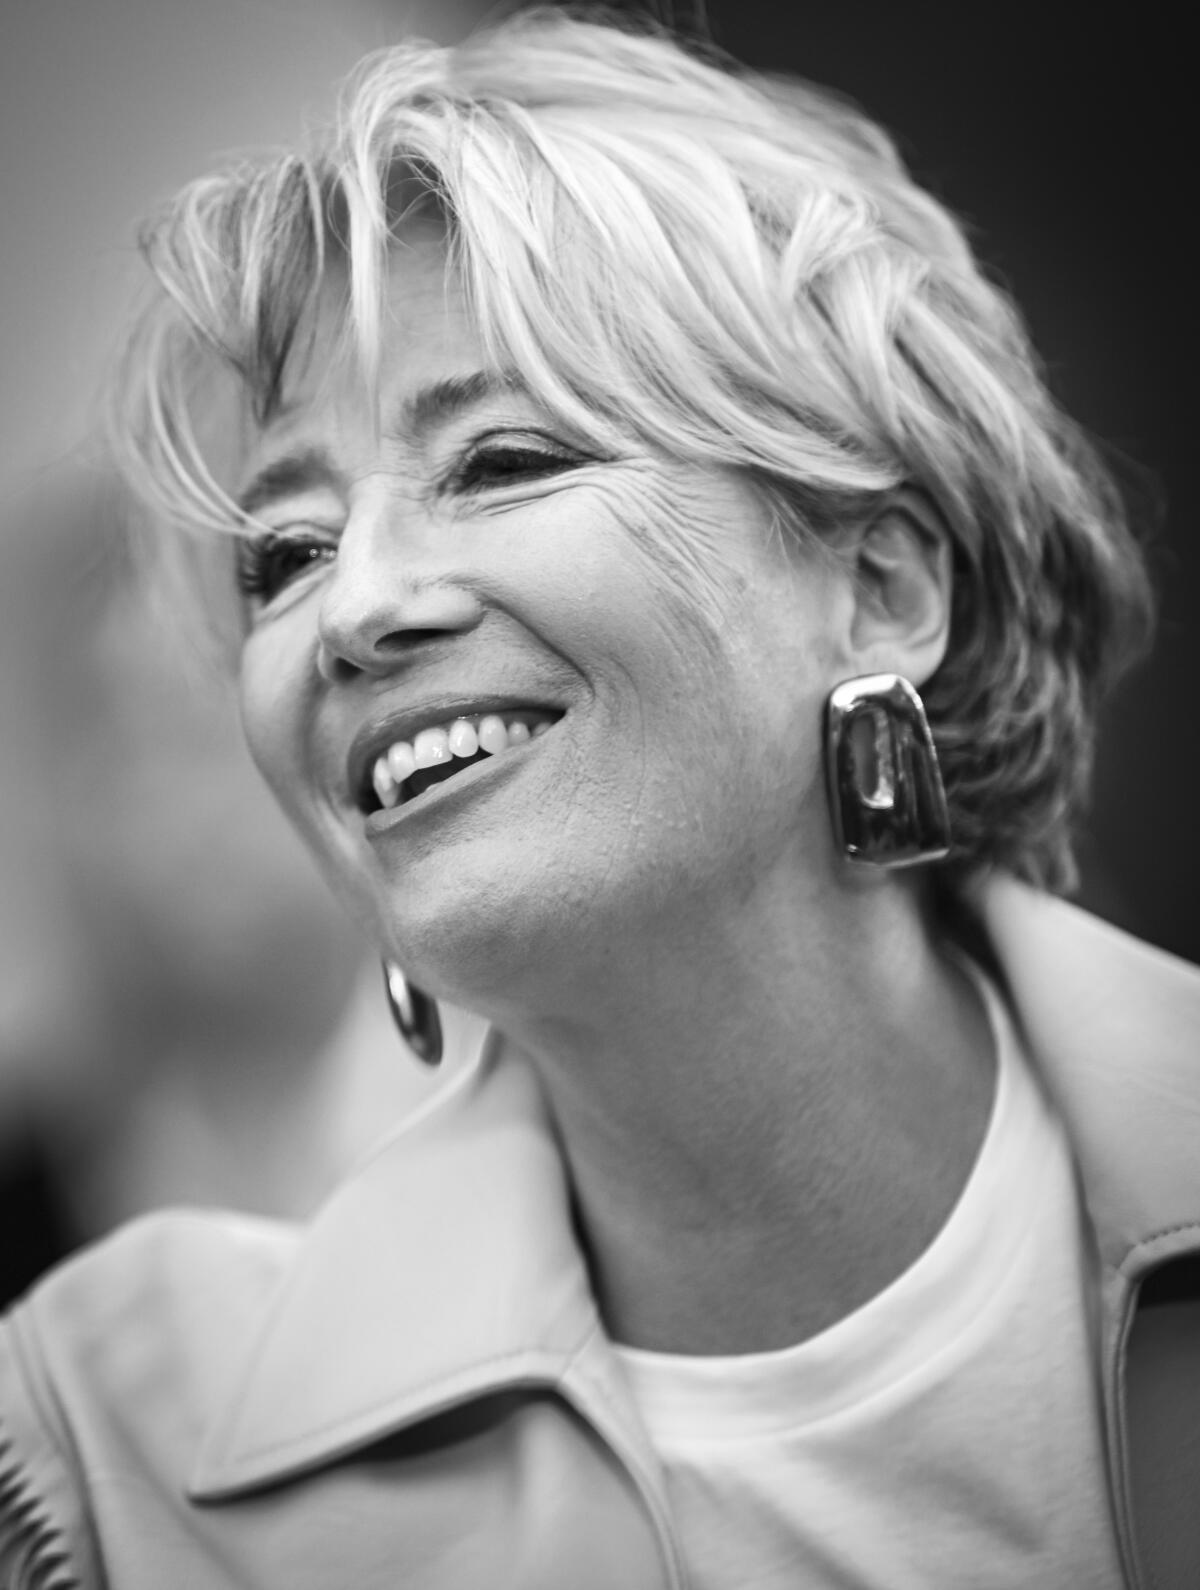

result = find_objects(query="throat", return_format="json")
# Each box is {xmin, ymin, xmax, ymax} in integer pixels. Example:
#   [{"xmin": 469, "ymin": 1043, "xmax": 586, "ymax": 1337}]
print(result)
[{"xmin": 517, "ymin": 934, "xmax": 998, "ymax": 1356}]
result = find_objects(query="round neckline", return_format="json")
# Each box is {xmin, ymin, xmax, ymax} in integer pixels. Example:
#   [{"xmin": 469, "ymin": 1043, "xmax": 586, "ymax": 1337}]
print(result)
[{"xmin": 612, "ymin": 963, "xmax": 1062, "ymax": 1442}]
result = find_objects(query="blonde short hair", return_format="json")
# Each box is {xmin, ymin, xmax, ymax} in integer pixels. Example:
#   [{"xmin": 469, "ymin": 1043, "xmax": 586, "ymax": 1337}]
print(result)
[{"xmin": 110, "ymin": 4, "xmax": 1154, "ymax": 891}]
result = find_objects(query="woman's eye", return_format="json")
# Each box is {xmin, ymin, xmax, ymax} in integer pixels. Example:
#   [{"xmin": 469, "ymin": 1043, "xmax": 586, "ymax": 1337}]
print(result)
[
  {"xmin": 453, "ymin": 439, "xmax": 580, "ymax": 493},
  {"xmin": 236, "ymin": 531, "xmax": 335, "ymax": 605}
]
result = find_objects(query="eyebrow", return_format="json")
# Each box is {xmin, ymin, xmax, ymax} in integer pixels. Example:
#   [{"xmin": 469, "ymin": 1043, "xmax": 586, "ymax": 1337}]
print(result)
[
  {"xmin": 236, "ymin": 371, "xmax": 527, "ymax": 519},
  {"xmin": 235, "ymin": 447, "xmax": 338, "ymax": 520},
  {"xmin": 394, "ymin": 370, "xmax": 526, "ymax": 439}
]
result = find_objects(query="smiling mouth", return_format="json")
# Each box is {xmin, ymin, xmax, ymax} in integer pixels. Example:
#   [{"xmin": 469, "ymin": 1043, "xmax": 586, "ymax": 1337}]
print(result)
[{"xmin": 358, "ymin": 709, "xmax": 562, "ymax": 816}]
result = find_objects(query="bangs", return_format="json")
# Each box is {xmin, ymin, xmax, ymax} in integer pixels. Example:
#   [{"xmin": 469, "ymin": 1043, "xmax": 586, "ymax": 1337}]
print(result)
[{"xmin": 112, "ymin": 20, "xmax": 904, "ymax": 550}]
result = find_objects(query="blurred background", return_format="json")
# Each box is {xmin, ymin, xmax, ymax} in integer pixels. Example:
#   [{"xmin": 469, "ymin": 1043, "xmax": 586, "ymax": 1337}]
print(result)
[{"xmin": 1, "ymin": 0, "xmax": 1193, "ymax": 1305}]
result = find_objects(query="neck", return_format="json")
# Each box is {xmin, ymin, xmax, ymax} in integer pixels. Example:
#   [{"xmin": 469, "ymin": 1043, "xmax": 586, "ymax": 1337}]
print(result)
[{"xmin": 487, "ymin": 868, "xmax": 995, "ymax": 1355}]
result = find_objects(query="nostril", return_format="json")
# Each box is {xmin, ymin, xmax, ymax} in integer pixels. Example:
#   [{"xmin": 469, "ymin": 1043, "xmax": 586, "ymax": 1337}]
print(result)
[{"xmin": 315, "ymin": 641, "xmax": 363, "ymax": 685}]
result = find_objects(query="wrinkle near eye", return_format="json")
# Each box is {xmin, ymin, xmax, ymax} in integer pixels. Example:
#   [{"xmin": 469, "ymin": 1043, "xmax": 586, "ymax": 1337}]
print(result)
[
  {"xmin": 590, "ymin": 463, "xmax": 755, "ymax": 644},
  {"xmin": 469, "ymin": 467, "xmax": 600, "ymax": 516}
]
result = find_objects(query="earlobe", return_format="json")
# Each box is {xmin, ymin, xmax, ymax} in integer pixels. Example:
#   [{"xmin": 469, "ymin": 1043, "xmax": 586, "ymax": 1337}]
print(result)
[{"xmin": 846, "ymin": 487, "xmax": 953, "ymax": 688}]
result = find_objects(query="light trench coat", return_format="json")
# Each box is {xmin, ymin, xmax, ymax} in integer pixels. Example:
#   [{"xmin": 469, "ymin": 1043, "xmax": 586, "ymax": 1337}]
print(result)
[{"xmin": 1, "ymin": 876, "xmax": 1198, "ymax": 1589}]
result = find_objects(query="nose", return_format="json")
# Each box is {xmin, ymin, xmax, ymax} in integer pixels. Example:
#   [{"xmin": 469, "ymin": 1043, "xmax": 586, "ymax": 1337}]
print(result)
[{"xmin": 314, "ymin": 507, "xmax": 484, "ymax": 684}]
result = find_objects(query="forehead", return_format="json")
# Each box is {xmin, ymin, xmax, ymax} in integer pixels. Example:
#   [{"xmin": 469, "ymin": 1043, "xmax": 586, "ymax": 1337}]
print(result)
[
  {"xmin": 295, "ymin": 225, "xmax": 478, "ymax": 407},
  {"xmin": 380, "ymin": 225, "xmax": 473, "ymax": 356},
  {"xmin": 236, "ymin": 228, "xmax": 491, "ymax": 486}
]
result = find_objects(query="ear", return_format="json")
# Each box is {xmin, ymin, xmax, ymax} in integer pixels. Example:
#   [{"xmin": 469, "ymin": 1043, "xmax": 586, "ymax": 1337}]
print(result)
[{"xmin": 840, "ymin": 487, "xmax": 953, "ymax": 687}]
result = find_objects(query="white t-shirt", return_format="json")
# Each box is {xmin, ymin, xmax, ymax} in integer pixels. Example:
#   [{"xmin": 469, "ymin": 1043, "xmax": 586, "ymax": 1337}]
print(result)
[{"xmin": 612, "ymin": 968, "xmax": 1125, "ymax": 1589}]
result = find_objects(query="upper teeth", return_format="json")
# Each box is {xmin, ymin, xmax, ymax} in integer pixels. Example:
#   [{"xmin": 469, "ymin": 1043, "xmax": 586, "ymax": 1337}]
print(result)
[{"xmin": 370, "ymin": 713, "xmax": 552, "ymax": 810}]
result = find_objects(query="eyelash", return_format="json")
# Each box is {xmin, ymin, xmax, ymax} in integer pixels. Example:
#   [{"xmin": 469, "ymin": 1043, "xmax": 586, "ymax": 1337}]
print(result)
[
  {"xmin": 236, "ymin": 533, "xmax": 334, "ymax": 604},
  {"xmin": 449, "ymin": 435, "xmax": 581, "ymax": 493},
  {"xmin": 236, "ymin": 437, "xmax": 584, "ymax": 605}
]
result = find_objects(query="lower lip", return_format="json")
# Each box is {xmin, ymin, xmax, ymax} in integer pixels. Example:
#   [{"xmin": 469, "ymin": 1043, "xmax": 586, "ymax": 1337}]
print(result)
[{"xmin": 362, "ymin": 729, "xmax": 552, "ymax": 839}]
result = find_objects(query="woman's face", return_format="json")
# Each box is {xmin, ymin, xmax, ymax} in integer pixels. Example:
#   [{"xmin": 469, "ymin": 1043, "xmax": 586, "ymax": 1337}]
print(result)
[{"xmin": 236, "ymin": 229, "xmax": 851, "ymax": 1015}]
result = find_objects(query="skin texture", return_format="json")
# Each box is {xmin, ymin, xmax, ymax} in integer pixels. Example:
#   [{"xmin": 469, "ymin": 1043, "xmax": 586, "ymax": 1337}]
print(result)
[{"xmin": 237, "ymin": 226, "xmax": 995, "ymax": 1353}]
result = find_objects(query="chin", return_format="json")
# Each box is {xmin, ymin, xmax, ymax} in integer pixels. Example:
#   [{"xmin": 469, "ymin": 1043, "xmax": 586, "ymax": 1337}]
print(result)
[
  {"xmin": 370, "ymin": 850, "xmax": 571, "ymax": 1014},
  {"xmin": 380, "ymin": 858, "xmax": 699, "ymax": 1034}
]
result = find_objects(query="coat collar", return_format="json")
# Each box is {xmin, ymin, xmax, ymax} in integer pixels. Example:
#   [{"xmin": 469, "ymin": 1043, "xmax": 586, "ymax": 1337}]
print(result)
[
  {"xmin": 972, "ymin": 874, "xmax": 1200, "ymax": 1272},
  {"xmin": 192, "ymin": 877, "xmax": 1200, "ymax": 1500},
  {"xmin": 190, "ymin": 1032, "xmax": 607, "ymax": 1499}
]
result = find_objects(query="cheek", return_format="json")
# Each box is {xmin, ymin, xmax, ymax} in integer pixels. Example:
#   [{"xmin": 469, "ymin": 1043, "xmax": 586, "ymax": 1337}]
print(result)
[
  {"xmin": 591, "ymin": 467, "xmax": 832, "ymax": 718},
  {"xmin": 596, "ymin": 465, "xmax": 757, "ymax": 645},
  {"xmin": 546, "ymin": 473, "xmax": 833, "ymax": 845},
  {"xmin": 237, "ymin": 627, "xmax": 310, "ymax": 812}
]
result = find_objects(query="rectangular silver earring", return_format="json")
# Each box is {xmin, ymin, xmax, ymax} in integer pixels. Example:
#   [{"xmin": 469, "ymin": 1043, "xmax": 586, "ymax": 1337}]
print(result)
[{"xmin": 825, "ymin": 673, "xmax": 952, "ymax": 868}]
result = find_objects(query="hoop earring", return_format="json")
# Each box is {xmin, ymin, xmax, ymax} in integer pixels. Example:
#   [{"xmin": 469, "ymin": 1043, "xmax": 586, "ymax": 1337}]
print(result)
[
  {"xmin": 825, "ymin": 673, "xmax": 951, "ymax": 868},
  {"xmin": 382, "ymin": 961, "xmax": 443, "ymax": 1067}
]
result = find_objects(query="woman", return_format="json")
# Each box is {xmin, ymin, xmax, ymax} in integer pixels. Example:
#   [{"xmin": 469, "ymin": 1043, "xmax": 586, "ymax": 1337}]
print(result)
[{"xmin": 2, "ymin": 8, "xmax": 1196, "ymax": 1587}]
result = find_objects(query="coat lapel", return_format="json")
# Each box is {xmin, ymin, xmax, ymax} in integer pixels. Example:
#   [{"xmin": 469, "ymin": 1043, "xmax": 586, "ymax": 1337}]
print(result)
[
  {"xmin": 976, "ymin": 873, "xmax": 1200, "ymax": 1272},
  {"xmin": 190, "ymin": 1035, "xmax": 606, "ymax": 1499}
]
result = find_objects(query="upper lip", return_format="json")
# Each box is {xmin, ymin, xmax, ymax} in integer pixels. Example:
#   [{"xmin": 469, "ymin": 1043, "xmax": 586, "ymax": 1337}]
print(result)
[{"xmin": 345, "ymin": 694, "xmax": 565, "ymax": 808}]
